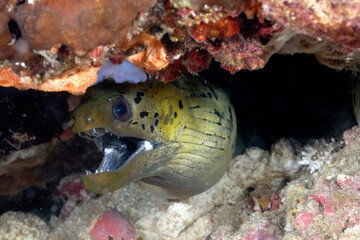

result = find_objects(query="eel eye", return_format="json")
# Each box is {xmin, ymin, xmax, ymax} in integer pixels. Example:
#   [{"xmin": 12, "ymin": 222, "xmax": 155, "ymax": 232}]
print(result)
[{"xmin": 112, "ymin": 97, "xmax": 131, "ymax": 121}]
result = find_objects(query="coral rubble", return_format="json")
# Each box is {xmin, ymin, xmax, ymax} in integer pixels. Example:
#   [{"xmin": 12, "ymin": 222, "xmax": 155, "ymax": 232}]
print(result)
[
  {"xmin": 0, "ymin": 211, "xmax": 49, "ymax": 239},
  {"xmin": 0, "ymin": 0, "xmax": 359, "ymax": 93}
]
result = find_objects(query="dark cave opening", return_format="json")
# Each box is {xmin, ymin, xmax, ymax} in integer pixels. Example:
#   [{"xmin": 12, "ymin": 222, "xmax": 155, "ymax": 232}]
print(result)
[
  {"xmin": 202, "ymin": 53, "xmax": 357, "ymax": 149},
  {"xmin": 0, "ymin": 53, "xmax": 357, "ymax": 218}
]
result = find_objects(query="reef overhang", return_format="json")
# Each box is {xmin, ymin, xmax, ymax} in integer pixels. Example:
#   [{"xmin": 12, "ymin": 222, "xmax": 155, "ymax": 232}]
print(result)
[{"xmin": 0, "ymin": 0, "xmax": 359, "ymax": 94}]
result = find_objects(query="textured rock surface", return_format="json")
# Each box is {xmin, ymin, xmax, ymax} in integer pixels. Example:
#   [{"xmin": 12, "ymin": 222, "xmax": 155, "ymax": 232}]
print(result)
[
  {"xmin": 0, "ymin": 211, "xmax": 49, "ymax": 239},
  {"xmin": 0, "ymin": 0, "xmax": 359, "ymax": 93},
  {"xmin": 3, "ymin": 126, "xmax": 360, "ymax": 239}
]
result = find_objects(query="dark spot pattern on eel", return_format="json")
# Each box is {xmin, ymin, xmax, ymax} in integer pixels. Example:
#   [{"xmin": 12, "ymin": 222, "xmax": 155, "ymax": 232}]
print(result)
[
  {"xmin": 140, "ymin": 111, "xmax": 149, "ymax": 118},
  {"xmin": 134, "ymin": 91, "xmax": 145, "ymax": 104},
  {"xmin": 178, "ymin": 100, "xmax": 183, "ymax": 109}
]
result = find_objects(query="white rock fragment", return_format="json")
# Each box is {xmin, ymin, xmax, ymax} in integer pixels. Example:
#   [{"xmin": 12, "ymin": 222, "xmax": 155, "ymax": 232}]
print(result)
[
  {"xmin": 339, "ymin": 223, "xmax": 360, "ymax": 240},
  {"xmin": 157, "ymin": 202, "xmax": 194, "ymax": 238},
  {"xmin": 297, "ymin": 139, "xmax": 335, "ymax": 173}
]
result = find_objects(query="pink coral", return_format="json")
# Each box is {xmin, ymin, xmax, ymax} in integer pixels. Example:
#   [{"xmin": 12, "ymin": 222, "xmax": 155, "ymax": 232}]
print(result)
[
  {"xmin": 89, "ymin": 210, "xmax": 135, "ymax": 240},
  {"xmin": 57, "ymin": 174, "xmax": 96, "ymax": 218},
  {"xmin": 293, "ymin": 174, "xmax": 360, "ymax": 238},
  {"xmin": 245, "ymin": 228, "xmax": 279, "ymax": 240},
  {"xmin": 57, "ymin": 174, "xmax": 90, "ymax": 201},
  {"xmin": 295, "ymin": 211, "xmax": 313, "ymax": 231}
]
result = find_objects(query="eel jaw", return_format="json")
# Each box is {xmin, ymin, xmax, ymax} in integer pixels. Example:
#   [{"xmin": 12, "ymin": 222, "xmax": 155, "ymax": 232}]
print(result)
[{"xmin": 79, "ymin": 128, "xmax": 154, "ymax": 175}]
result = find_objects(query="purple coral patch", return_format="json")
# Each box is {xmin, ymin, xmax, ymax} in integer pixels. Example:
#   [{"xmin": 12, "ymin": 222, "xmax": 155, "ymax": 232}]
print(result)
[{"xmin": 96, "ymin": 60, "xmax": 147, "ymax": 85}]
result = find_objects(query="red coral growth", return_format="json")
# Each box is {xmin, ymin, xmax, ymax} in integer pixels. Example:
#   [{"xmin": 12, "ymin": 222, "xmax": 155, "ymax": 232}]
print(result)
[
  {"xmin": 57, "ymin": 174, "xmax": 96, "ymax": 218},
  {"xmin": 269, "ymin": 192, "xmax": 282, "ymax": 211},
  {"xmin": 183, "ymin": 48, "xmax": 211, "ymax": 74},
  {"xmin": 191, "ymin": 17, "xmax": 240, "ymax": 42},
  {"xmin": 57, "ymin": 175, "xmax": 87, "ymax": 201},
  {"xmin": 90, "ymin": 210, "xmax": 135, "ymax": 240},
  {"xmin": 208, "ymin": 35, "xmax": 266, "ymax": 73},
  {"xmin": 156, "ymin": 57, "xmax": 187, "ymax": 82}
]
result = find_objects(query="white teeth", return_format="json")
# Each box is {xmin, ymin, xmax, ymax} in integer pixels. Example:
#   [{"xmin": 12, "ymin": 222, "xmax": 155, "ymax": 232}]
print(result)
[
  {"xmin": 144, "ymin": 140, "xmax": 154, "ymax": 151},
  {"xmin": 85, "ymin": 170, "xmax": 92, "ymax": 175},
  {"xmin": 105, "ymin": 129, "xmax": 109, "ymax": 133},
  {"xmin": 92, "ymin": 129, "xmax": 97, "ymax": 135}
]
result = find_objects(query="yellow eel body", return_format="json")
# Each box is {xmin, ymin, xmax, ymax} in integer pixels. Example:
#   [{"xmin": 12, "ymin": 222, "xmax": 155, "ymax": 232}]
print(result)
[
  {"xmin": 354, "ymin": 78, "xmax": 360, "ymax": 125},
  {"xmin": 72, "ymin": 75, "xmax": 237, "ymax": 199}
]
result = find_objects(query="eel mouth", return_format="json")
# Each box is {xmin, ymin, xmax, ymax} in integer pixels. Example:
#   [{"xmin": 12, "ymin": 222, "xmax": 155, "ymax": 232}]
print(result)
[{"xmin": 78, "ymin": 128, "xmax": 154, "ymax": 174}]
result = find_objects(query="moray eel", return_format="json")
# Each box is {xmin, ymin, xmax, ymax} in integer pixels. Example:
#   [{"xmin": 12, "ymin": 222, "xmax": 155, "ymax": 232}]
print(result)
[
  {"xmin": 354, "ymin": 78, "xmax": 360, "ymax": 125},
  {"xmin": 71, "ymin": 75, "xmax": 237, "ymax": 199}
]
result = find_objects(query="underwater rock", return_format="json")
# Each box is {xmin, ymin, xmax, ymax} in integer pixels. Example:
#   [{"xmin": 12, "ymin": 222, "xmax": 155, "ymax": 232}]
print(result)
[
  {"xmin": 0, "ymin": 0, "xmax": 359, "ymax": 93},
  {"xmin": 0, "ymin": 141, "xmax": 56, "ymax": 195},
  {"xmin": 10, "ymin": 0, "xmax": 156, "ymax": 56},
  {"xmin": 258, "ymin": 0, "xmax": 360, "ymax": 49},
  {"xmin": 4, "ymin": 127, "xmax": 360, "ymax": 239},
  {"xmin": 0, "ymin": 211, "xmax": 49, "ymax": 239},
  {"xmin": 281, "ymin": 126, "xmax": 360, "ymax": 239}
]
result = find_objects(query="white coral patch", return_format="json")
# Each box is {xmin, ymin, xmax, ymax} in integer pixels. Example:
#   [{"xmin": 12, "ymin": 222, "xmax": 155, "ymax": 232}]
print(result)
[{"xmin": 96, "ymin": 60, "xmax": 147, "ymax": 85}]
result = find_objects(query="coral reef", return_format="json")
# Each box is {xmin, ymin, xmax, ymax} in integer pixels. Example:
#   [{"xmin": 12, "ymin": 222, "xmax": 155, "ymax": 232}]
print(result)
[
  {"xmin": 4, "ymin": 126, "xmax": 360, "ymax": 239},
  {"xmin": 0, "ymin": 138, "xmax": 301, "ymax": 239},
  {"xmin": 0, "ymin": 0, "xmax": 359, "ymax": 93},
  {"xmin": 0, "ymin": 1, "xmax": 360, "ymax": 238},
  {"xmin": 258, "ymin": 0, "xmax": 360, "ymax": 49}
]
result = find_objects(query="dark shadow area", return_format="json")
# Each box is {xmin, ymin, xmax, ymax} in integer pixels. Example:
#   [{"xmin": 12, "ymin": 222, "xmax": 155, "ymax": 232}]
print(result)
[{"xmin": 201, "ymin": 54, "xmax": 357, "ymax": 149}]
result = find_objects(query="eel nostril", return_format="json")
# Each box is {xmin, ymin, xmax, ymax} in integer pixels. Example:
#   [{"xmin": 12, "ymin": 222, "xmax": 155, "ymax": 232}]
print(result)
[{"xmin": 86, "ymin": 116, "xmax": 95, "ymax": 124}]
